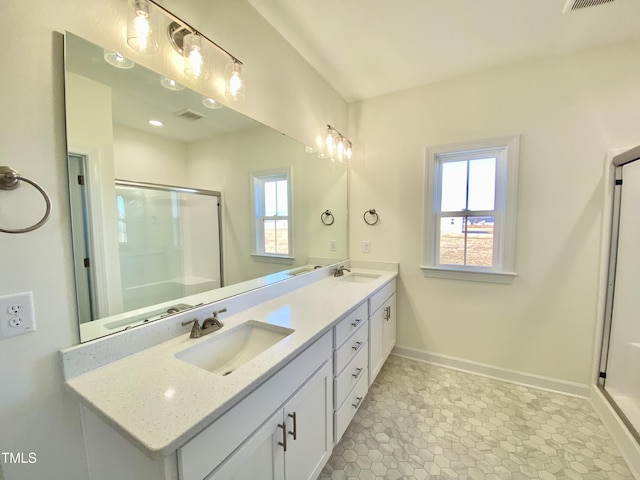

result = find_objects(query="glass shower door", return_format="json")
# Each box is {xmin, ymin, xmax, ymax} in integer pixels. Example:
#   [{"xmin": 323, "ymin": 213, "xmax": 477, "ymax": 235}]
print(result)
[{"xmin": 600, "ymin": 156, "xmax": 640, "ymax": 442}]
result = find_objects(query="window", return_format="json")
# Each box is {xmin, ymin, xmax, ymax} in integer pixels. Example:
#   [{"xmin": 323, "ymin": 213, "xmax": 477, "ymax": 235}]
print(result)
[
  {"xmin": 422, "ymin": 135, "xmax": 519, "ymax": 283},
  {"xmin": 252, "ymin": 169, "xmax": 293, "ymax": 259}
]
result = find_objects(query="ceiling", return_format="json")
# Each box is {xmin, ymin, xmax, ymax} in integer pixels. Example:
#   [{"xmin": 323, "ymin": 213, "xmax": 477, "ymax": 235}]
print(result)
[{"xmin": 248, "ymin": 0, "xmax": 640, "ymax": 102}]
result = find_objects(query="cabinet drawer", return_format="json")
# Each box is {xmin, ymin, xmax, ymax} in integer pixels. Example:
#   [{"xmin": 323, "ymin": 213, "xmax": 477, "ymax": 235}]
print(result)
[
  {"xmin": 369, "ymin": 279, "xmax": 396, "ymax": 315},
  {"xmin": 334, "ymin": 302, "xmax": 367, "ymax": 348},
  {"xmin": 334, "ymin": 368, "xmax": 368, "ymax": 443},
  {"xmin": 334, "ymin": 342, "xmax": 368, "ymax": 409},
  {"xmin": 334, "ymin": 321, "xmax": 368, "ymax": 375}
]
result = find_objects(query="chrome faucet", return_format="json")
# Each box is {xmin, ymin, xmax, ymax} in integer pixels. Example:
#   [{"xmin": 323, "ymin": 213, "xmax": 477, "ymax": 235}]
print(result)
[
  {"xmin": 333, "ymin": 266, "xmax": 351, "ymax": 277},
  {"xmin": 182, "ymin": 308, "xmax": 227, "ymax": 338}
]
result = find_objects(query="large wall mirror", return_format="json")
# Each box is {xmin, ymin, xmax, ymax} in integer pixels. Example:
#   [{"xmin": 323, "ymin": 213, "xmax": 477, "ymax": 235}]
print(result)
[{"xmin": 64, "ymin": 32, "xmax": 347, "ymax": 342}]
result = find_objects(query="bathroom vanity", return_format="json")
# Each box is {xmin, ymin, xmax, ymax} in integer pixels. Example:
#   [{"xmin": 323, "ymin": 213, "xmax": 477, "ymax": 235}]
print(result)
[{"xmin": 61, "ymin": 263, "xmax": 397, "ymax": 480}]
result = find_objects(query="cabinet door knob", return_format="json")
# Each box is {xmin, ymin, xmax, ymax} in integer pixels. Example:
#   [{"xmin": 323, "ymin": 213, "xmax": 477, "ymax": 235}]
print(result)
[
  {"xmin": 277, "ymin": 423, "xmax": 287, "ymax": 451},
  {"xmin": 287, "ymin": 412, "xmax": 297, "ymax": 440}
]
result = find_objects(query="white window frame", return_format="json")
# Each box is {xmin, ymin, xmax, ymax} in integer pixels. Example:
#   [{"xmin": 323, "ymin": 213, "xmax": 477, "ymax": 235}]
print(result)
[
  {"xmin": 421, "ymin": 135, "xmax": 520, "ymax": 284},
  {"xmin": 251, "ymin": 167, "xmax": 294, "ymax": 263}
]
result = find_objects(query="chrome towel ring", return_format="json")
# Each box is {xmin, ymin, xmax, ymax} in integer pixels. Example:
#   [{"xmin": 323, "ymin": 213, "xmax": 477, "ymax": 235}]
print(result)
[
  {"xmin": 0, "ymin": 166, "xmax": 52, "ymax": 234},
  {"xmin": 363, "ymin": 208, "xmax": 379, "ymax": 225},
  {"xmin": 321, "ymin": 209, "xmax": 335, "ymax": 225}
]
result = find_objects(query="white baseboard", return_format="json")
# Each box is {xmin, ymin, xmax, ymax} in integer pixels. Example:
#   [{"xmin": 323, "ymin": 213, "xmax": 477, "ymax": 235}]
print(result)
[
  {"xmin": 392, "ymin": 345, "xmax": 590, "ymax": 398},
  {"xmin": 590, "ymin": 387, "xmax": 640, "ymax": 479}
]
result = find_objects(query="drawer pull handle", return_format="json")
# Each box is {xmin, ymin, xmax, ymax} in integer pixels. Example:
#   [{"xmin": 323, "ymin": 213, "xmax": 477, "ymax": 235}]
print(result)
[
  {"xmin": 351, "ymin": 318, "xmax": 362, "ymax": 327},
  {"xmin": 352, "ymin": 341, "xmax": 363, "ymax": 351},
  {"xmin": 352, "ymin": 396, "xmax": 363, "ymax": 409},
  {"xmin": 287, "ymin": 412, "xmax": 297, "ymax": 440},
  {"xmin": 352, "ymin": 367, "xmax": 363, "ymax": 379},
  {"xmin": 277, "ymin": 423, "xmax": 287, "ymax": 451}
]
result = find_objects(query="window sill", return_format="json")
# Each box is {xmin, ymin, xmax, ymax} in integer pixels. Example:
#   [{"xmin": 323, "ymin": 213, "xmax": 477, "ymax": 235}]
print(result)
[
  {"xmin": 251, "ymin": 254, "xmax": 295, "ymax": 265},
  {"xmin": 420, "ymin": 266, "xmax": 516, "ymax": 284}
]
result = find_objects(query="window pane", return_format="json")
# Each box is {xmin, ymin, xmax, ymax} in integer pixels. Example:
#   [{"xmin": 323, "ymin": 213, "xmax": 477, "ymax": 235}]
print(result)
[
  {"xmin": 276, "ymin": 180, "xmax": 288, "ymax": 216},
  {"xmin": 275, "ymin": 219, "xmax": 289, "ymax": 255},
  {"xmin": 439, "ymin": 216, "xmax": 494, "ymax": 267},
  {"xmin": 264, "ymin": 181, "xmax": 277, "ymax": 216},
  {"xmin": 439, "ymin": 217, "xmax": 466, "ymax": 265},
  {"xmin": 440, "ymin": 160, "xmax": 468, "ymax": 212},
  {"xmin": 466, "ymin": 216, "xmax": 494, "ymax": 267},
  {"xmin": 263, "ymin": 219, "xmax": 276, "ymax": 254},
  {"xmin": 468, "ymin": 158, "xmax": 496, "ymax": 211}
]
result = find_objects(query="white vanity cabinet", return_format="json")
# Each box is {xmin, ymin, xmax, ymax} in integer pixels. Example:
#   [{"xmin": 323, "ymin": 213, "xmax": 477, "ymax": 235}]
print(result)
[
  {"xmin": 205, "ymin": 360, "xmax": 333, "ymax": 480},
  {"xmin": 179, "ymin": 332, "xmax": 333, "ymax": 480},
  {"xmin": 368, "ymin": 280, "xmax": 397, "ymax": 385}
]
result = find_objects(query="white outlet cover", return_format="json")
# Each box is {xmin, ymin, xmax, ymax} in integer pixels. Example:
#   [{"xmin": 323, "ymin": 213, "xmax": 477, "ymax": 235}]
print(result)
[{"xmin": 0, "ymin": 292, "xmax": 36, "ymax": 339}]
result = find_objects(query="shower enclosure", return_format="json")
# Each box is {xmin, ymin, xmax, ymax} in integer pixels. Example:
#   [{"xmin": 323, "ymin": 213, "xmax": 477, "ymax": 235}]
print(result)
[
  {"xmin": 599, "ymin": 145, "xmax": 640, "ymax": 444},
  {"xmin": 115, "ymin": 180, "xmax": 223, "ymax": 313}
]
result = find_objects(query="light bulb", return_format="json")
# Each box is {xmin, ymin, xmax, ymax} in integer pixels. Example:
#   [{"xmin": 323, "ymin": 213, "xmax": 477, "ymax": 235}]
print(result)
[
  {"xmin": 345, "ymin": 142, "xmax": 353, "ymax": 160},
  {"xmin": 225, "ymin": 62, "xmax": 245, "ymax": 101},
  {"xmin": 336, "ymin": 137, "xmax": 345, "ymax": 160},
  {"xmin": 183, "ymin": 33, "xmax": 203, "ymax": 79},
  {"xmin": 325, "ymin": 127, "xmax": 337, "ymax": 157},
  {"xmin": 127, "ymin": 0, "xmax": 158, "ymax": 54}
]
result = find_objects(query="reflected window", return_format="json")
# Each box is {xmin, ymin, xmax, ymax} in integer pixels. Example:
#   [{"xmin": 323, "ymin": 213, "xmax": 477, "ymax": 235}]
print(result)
[
  {"xmin": 253, "ymin": 169, "xmax": 293, "ymax": 257},
  {"xmin": 116, "ymin": 195, "xmax": 128, "ymax": 244}
]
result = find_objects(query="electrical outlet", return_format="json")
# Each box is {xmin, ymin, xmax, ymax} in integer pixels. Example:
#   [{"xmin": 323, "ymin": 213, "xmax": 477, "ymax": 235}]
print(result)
[
  {"xmin": 362, "ymin": 240, "xmax": 371, "ymax": 253},
  {"xmin": 0, "ymin": 292, "xmax": 36, "ymax": 339}
]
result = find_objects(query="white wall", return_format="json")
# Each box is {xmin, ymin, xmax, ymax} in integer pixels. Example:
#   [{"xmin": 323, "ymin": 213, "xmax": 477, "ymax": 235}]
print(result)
[
  {"xmin": 0, "ymin": 1, "xmax": 347, "ymax": 479},
  {"xmin": 348, "ymin": 40, "xmax": 640, "ymax": 387}
]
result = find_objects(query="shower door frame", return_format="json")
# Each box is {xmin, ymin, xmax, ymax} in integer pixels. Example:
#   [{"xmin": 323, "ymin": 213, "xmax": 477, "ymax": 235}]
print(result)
[{"xmin": 598, "ymin": 144, "xmax": 640, "ymax": 445}]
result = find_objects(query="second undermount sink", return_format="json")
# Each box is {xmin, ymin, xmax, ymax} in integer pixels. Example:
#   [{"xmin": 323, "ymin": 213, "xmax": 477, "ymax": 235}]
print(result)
[
  {"xmin": 174, "ymin": 321, "xmax": 294, "ymax": 376},
  {"xmin": 340, "ymin": 272, "xmax": 381, "ymax": 284}
]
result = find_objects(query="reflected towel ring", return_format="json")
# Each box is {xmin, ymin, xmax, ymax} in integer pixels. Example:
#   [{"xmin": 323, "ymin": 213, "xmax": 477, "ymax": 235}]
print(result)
[
  {"xmin": 363, "ymin": 208, "xmax": 379, "ymax": 225},
  {"xmin": 321, "ymin": 209, "xmax": 335, "ymax": 225},
  {"xmin": 0, "ymin": 166, "xmax": 52, "ymax": 234}
]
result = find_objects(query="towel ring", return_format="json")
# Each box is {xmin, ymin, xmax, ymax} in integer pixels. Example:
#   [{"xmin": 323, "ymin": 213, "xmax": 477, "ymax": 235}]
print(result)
[
  {"xmin": 363, "ymin": 208, "xmax": 379, "ymax": 225},
  {"xmin": 0, "ymin": 166, "xmax": 52, "ymax": 234},
  {"xmin": 321, "ymin": 209, "xmax": 335, "ymax": 225}
]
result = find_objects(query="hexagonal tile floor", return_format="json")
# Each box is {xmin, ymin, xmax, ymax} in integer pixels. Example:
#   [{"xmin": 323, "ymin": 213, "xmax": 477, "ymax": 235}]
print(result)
[{"xmin": 319, "ymin": 355, "xmax": 635, "ymax": 480}]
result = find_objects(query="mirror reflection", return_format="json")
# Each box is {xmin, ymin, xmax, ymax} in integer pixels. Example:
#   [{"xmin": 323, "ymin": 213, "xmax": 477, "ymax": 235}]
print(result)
[{"xmin": 64, "ymin": 32, "xmax": 348, "ymax": 342}]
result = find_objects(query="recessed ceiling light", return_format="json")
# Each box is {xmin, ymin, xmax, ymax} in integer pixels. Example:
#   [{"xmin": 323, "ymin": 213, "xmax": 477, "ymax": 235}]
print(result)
[{"xmin": 148, "ymin": 119, "xmax": 164, "ymax": 127}]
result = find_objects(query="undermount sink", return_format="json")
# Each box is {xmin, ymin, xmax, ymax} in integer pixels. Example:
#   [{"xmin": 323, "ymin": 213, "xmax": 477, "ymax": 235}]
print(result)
[
  {"xmin": 174, "ymin": 321, "xmax": 294, "ymax": 376},
  {"xmin": 340, "ymin": 273, "xmax": 381, "ymax": 284}
]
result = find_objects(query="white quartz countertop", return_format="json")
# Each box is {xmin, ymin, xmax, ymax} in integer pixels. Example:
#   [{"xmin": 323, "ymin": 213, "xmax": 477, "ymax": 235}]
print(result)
[{"xmin": 64, "ymin": 268, "xmax": 397, "ymax": 458}]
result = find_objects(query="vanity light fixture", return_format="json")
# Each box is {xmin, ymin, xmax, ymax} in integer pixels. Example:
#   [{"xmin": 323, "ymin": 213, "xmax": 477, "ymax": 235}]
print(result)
[
  {"xmin": 160, "ymin": 76, "xmax": 185, "ymax": 91},
  {"xmin": 182, "ymin": 32, "xmax": 203, "ymax": 79},
  {"xmin": 131, "ymin": 1, "xmax": 246, "ymax": 100},
  {"xmin": 225, "ymin": 60, "xmax": 245, "ymax": 101},
  {"xmin": 103, "ymin": 49, "xmax": 134, "ymax": 69},
  {"xmin": 202, "ymin": 96, "xmax": 223, "ymax": 110},
  {"xmin": 126, "ymin": 0, "xmax": 158, "ymax": 54},
  {"xmin": 324, "ymin": 125, "xmax": 353, "ymax": 162}
]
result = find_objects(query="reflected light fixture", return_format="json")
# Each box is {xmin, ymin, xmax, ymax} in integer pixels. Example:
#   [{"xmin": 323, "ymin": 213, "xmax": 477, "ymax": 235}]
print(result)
[
  {"xmin": 161, "ymin": 77, "xmax": 185, "ymax": 91},
  {"xmin": 148, "ymin": 119, "xmax": 164, "ymax": 127},
  {"xmin": 324, "ymin": 125, "xmax": 353, "ymax": 162},
  {"xmin": 225, "ymin": 61, "xmax": 245, "ymax": 101},
  {"xmin": 127, "ymin": 0, "xmax": 158, "ymax": 54},
  {"xmin": 103, "ymin": 49, "xmax": 134, "ymax": 69},
  {"xmin": 202, "ymin": 96, "xmax": 223, "ymax": 109}
]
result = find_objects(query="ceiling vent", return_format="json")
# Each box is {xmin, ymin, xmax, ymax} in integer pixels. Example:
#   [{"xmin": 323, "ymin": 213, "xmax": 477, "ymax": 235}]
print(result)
[
  {"xmin": 173, "ymin": 108, "xmax": 207, "ymax": 121},
  {"xmin": 563, "ymin": 0, "xmax": 616, "ymax": 13}
]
